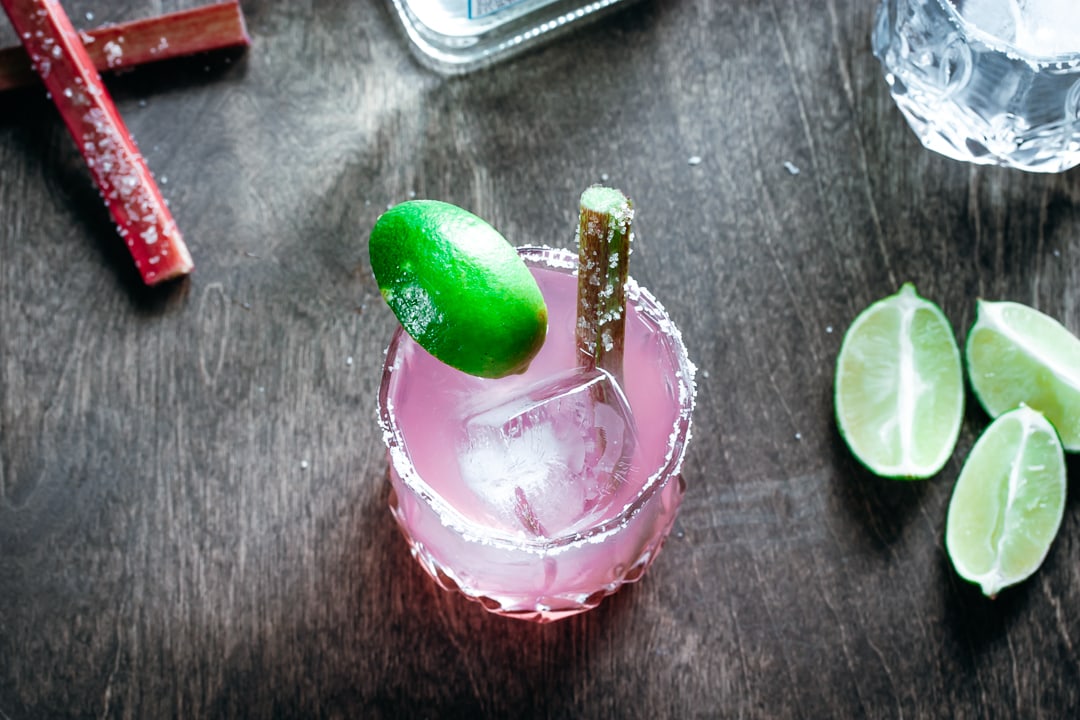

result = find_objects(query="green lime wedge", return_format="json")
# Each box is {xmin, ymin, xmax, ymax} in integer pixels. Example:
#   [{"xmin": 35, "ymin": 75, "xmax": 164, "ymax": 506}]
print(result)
[
  {"xmin": 369, "ymin": 200, "xmax": 548, "ymax": 378},
  {"xmin": 834, "ymin": 284, "xmax": 964, "ymax": 479},
  {"xmin": 945, "ymin": 406, "xmax": 1066, "ymax": 598},
  {"xmin": 965, "ymin": 300, "xmax": 1080, "ymax": 452}
]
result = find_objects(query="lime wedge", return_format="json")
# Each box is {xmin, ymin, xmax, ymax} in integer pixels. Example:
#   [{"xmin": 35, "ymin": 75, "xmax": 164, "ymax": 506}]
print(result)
[
  {"xmin": 945, "ymin": 406, "xmax": 1066, "ymax": 598},
  {"xmin": 834, "ymin": 284, "xmax": 964, "ymax": 479},
  {"xmin": 369, "ymin": 200, "xmax": 548, "ymax": 379},
  {"xmin": 965, "ymin": 300, "xmax": 1080, "ymax": 452}
]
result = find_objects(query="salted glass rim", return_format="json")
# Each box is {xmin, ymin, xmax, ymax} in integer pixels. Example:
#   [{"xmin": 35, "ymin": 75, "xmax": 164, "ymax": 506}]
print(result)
[
  {"xmin": 377, "ymin": 245, "xmax": 696, "ymax": 554},
  {"xmin": 936, "ymin": 0, "xmax": 1080, "ymax": 64}
]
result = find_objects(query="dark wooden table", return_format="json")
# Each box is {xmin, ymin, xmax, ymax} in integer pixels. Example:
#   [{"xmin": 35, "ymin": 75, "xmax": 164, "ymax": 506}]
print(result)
[{"xmin": 2, "ymin": 1, "xmax": 1079, "ymax": 717}]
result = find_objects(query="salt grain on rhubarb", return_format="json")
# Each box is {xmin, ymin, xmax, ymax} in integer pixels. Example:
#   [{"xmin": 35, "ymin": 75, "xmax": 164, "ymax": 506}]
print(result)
[{"xmin": 103, "ymin": 40, "xmax": 122, "ymax": 67}]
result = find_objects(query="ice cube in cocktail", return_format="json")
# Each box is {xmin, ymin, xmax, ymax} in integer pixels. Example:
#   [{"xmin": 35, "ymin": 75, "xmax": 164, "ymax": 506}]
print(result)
[{"xmin": 458, "ymin": 367, "xmax": 637, "ymax": 539}]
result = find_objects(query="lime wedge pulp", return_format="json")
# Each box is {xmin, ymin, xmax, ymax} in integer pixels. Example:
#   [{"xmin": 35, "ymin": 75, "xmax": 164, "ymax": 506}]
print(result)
[
  {"xmin": 965, "ymin": 299, "xmax": 1080, "ymax": 452},
  {"xmin": 945, "ymin": 406, "xmax": 1066, "ymax": 598},
  {"xmin": 834, "ymin": 284, "xmax": 964, "ymax": 479},
  {"xmin": 369, "ymin": 200, "xmax": 548, "ymax": 379}
]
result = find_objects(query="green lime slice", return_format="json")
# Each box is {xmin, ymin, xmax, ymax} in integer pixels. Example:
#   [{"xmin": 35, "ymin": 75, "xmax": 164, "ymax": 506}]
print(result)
[
  {"xmin": 965, "ymin": 299, "xmax": 1080, "ymax": 452},
  {"xmin": 834, "ymin": 283, "xmax": 964, "ymax": 479},
  {"xmin": 945, "ymin": 406, "xmax": 1066, "ymax": 598},
  {"xmin": 369, "ymin": 200, "xmax": 548, "ymax": 378}
]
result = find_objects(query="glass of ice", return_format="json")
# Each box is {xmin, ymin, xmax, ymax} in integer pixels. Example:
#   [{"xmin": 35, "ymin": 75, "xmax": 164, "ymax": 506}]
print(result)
[
  {"xmin": 873, "ymin": 0, "xmax": 1080, "ymax": 172},
  {"xmin": 377, "ymin": 246, "xmax": 695, "ymax": 622}
]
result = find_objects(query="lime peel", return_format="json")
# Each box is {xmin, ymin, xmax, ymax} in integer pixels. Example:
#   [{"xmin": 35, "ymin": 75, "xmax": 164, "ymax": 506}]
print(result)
[{"xmin": 945, "ymin": 405, "xmax": 1066, "ymax": 598}]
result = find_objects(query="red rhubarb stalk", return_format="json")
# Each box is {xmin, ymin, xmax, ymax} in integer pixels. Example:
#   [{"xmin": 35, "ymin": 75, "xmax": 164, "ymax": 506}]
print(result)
[
  {"xmin": 2, "ymin": 0, "xmax": 193, "ymax": 284},
  {"xmin": 0, "ymin": 1, "xmax": 251, "ymax": 93}
]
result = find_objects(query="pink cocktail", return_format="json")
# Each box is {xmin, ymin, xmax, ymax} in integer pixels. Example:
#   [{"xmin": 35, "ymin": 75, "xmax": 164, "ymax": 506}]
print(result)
[{"xmin": 378, "ymin": 246, "xmax": 695, "ymax": 622}]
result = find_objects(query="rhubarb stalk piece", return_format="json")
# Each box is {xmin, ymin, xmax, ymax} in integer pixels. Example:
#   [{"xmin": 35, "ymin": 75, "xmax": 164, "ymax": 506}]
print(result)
[
  {"xmin": 2, "ymin": 0, "xmax": 192, "ymax": 284},
  {"xmin": 0, "ymin": 1, "xmax": 251, "ymax": 93},
  {"xmin": 575, "ymin": 185, "xmax": 633, "ymax": 382}
]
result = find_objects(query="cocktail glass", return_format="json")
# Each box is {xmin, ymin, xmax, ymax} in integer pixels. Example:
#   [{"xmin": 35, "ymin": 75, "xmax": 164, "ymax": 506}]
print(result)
[{"xmin": 377, "ymin": 245, "xmax": 695, "ymax": 622}]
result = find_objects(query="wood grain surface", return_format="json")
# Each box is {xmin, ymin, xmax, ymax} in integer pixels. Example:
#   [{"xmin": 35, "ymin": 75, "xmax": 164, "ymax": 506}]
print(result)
[{"xmin": 2, "ymin": 1, "xmax": 1080, "ymax": 718}]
